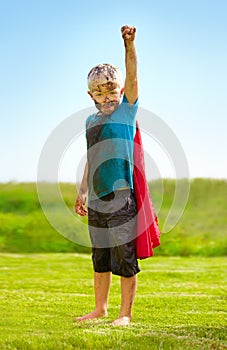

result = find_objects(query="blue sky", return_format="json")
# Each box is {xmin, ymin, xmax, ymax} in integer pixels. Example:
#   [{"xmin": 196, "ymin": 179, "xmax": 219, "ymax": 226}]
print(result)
[{"xmin": 1, "ymin": 0, "xmax": 227, "ymax": 182}]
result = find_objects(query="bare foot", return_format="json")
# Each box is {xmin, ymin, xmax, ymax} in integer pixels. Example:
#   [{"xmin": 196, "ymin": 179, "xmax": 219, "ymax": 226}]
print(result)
[
  {"xmin": 75, "ymin": 310, "xmax": 108, "ymax": 322},
  {"xmin": 111, "ymin": 316, "xmax": 131, "ymax": 326}
]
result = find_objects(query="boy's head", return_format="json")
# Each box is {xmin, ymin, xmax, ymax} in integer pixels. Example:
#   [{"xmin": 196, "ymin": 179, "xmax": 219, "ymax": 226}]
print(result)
[{"xmin": 87, "ymin": 63, "xmax": 124, "ymax": 115}]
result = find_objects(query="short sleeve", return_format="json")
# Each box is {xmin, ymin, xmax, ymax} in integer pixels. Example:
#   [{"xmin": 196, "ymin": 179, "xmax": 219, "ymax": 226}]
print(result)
[
  {"xmin": 119, "ymin": 94, "xmax": 138, "ymax": 122},
  {"xmin": 122, "ymin": 94, "xmax": 139, "ymax": 107}
]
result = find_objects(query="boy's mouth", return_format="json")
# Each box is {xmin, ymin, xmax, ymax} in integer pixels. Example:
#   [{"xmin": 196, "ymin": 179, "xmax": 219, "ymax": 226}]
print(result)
[
  {"xmin": 102, "ymin": 102, "xmax": 115, "ymax": 110},
  {"xmin": 94, "ymin": 100, "xmax": 119, "ymax": 114}
]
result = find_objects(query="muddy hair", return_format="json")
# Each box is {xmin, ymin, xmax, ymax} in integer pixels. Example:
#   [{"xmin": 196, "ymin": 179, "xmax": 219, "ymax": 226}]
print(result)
[{"xmin": 87, "ymin": 63, "xmax": 123, "ymax": 90}]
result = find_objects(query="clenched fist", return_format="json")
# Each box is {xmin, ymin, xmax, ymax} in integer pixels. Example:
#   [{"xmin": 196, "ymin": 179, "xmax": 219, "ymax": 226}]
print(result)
[{"xmin": 121, "ymin": 25, "xmax": 136, "ymax": 42}]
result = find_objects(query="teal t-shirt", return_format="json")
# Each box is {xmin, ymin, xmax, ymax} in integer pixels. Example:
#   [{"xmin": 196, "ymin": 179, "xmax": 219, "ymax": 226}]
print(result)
[{"xmin": 86, "ymin": 95, "xmax": 138, "ymax": 201}]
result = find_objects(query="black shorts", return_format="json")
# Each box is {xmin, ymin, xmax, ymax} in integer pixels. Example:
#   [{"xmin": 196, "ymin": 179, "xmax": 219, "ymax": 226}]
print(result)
[{"xmin": 88, "ymin": 189, "xmax": 140, "ymax": 277}]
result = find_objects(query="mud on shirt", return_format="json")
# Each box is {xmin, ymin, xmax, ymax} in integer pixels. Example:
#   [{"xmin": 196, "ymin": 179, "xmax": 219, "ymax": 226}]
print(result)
[{"xmin": 86, "ymin": 95, "xmax": 138, "ymax": 201}]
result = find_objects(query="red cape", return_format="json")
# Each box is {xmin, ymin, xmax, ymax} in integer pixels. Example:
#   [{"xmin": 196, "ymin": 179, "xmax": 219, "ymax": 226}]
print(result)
[{"xmin": 133, "ymin": 122, "xmax": 161, "ymax": 259}]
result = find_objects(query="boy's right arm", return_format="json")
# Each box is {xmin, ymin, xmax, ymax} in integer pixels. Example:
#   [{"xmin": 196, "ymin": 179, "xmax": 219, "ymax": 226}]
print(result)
[
  {"xmin": 121, "ymin": 25, "xmax": 138, "ymax": 104},
  {"xmin": 75, "ymin": 161, "xmax": 88, "ymax": 216}
]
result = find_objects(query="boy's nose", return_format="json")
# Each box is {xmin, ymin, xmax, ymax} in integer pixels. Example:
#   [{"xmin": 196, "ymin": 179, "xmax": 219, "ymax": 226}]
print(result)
[{"xmin": 104, "ymin": 95, "xmax": 110, "ymax": 102}]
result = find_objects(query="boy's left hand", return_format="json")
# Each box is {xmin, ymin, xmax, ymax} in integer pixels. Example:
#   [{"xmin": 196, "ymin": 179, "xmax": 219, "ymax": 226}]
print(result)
[{"xmin": 121, "ymin": 25, "xmax": 136, "ymax": 42}]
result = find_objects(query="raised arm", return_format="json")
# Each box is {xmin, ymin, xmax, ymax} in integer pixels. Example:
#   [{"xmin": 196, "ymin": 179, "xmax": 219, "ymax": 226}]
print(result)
[
  {"xmin": 75, "ymin": 161, "xmax": 88, "ymax": 216},
  {"xmin": 121, "ymin": 25, "xmax": 138, "ymax": 104}
]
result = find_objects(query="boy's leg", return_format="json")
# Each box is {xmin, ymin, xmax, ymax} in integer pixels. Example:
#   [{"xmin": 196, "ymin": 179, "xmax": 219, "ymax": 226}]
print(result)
[
  {"xmin": 79, "ymin": 198, "xmax": 112, "ymax": 322},
  {"xmin": 109, "ymin": 190, "xmax": 139, "ymax": 326},
  {"xmin": 76, "ymin": 271, "xmax": 111, "ymax": 321},
  {"xmin": 112, "ymin": 274, "xmax": 137, "ymax": 326},
  {"xmin": 94, "ymin": 271, "xmax": 112, "ymax": 315}
]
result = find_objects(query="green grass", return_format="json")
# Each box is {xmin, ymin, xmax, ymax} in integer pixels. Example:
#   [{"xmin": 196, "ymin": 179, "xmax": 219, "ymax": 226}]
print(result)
[
  {"xmin": 0, "ymin": 253, "xmax": 226, "ymax": 349},
  {"xmin": 0, "ymin": 179, "xmax": 227, "ymax": 256},
  {"xmin": 0, "ymin": 182, "xmax": 90, "ymax": 254}
]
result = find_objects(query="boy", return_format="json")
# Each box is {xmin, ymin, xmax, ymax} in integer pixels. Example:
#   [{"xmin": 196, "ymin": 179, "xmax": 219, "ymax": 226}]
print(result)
[{"xmin": 75, "ymin": 25, "xmax": 139, "ymax": 326}]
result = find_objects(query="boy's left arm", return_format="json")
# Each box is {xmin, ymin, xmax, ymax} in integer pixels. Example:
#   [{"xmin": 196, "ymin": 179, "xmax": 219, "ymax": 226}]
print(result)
[{"xmin": 121, "ymin": 25, "xmax": 138, "ymax": 104}]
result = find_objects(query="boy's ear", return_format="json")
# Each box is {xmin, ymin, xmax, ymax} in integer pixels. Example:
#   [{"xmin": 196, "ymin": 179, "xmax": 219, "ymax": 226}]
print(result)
[
  {"xmin": 87, "ymin": 91, "xmax": 94, "ymax": 99},
  {"xmin": 120, "ymin": 87, "xmax": 124, "ymax": 96}
]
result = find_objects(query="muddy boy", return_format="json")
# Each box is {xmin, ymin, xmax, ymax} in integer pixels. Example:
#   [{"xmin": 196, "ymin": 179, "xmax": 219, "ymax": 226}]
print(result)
[{"xmin": 75, "ymin": 25, "xmax": 139, "ymax": 326}]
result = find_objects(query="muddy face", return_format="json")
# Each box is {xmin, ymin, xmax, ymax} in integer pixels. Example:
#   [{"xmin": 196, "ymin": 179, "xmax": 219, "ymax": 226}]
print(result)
[
  {"xmin": 91, "ymin": 83, "xmax": 123, "ymax": 115},
  {"xmin": 87, "ymin": 64, "xmax": 124, "ymax": 116}
]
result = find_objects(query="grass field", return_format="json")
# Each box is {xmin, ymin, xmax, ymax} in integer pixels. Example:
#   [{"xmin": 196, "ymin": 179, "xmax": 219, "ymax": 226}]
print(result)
[
  {"xmin": 0, "ymin": 179, "xmax": 227, "ymax": 256},
  {"xmin": 0, "ymin": 253, "xmax": 226, "ymax": 349}
]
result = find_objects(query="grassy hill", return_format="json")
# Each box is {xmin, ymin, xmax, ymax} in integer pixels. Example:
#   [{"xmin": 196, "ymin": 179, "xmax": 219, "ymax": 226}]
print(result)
[{"xmin": 0, "ymin": 179, "xmax": 226, "ymax": 256}]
